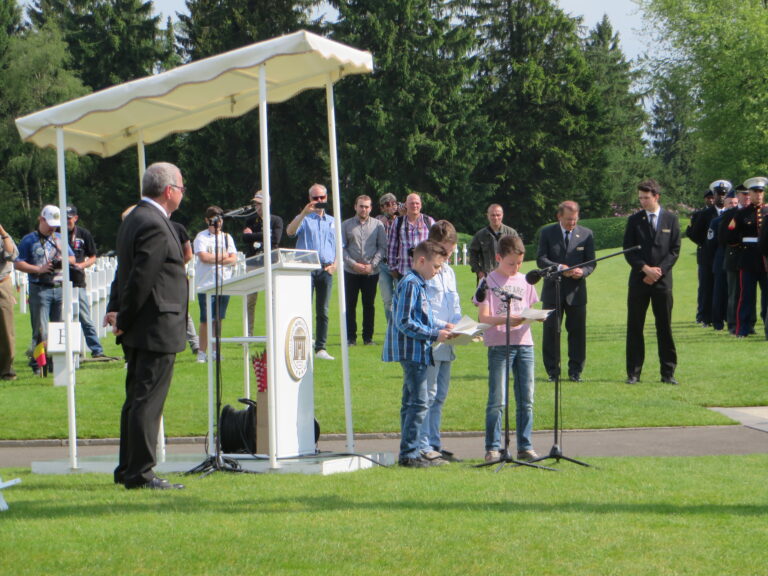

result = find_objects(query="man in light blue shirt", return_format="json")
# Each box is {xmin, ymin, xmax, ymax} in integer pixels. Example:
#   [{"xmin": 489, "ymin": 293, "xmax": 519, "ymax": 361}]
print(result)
[{"xmin": 286, "ymin": 184, "xmax": 337, "ymax": 360}]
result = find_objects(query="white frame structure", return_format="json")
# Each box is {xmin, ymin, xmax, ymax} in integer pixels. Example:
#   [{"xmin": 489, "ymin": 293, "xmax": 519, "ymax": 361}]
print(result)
[{"xmin": 16, "ymin": 30, "xmax": 374, "ymax": 470}]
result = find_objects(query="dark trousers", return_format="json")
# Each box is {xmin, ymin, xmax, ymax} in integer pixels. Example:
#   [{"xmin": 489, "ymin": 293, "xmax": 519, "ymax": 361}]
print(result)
[
  {"xmin": 344, "ymin": 272, "xmax": 379, "ymax": 343},
  {"xmin": 735, "ymin": 268, "xmax": 767, "ymax": 337},
  {"xmin": 711, "ymin": 270, "xmax": 728, "ymax": 330},
  {"xmin": 115, "ymin": 345, "xmax": 176, "ymax": 486},
  {"xmin": 311, "ymin": 269, "xmax": 333, "ymax": 352},
  {"xmin": 697, "ymin": 260, "xmax": 714, "ymax": 324},
  {"xmin": 541, "ymin": 300, "xmax": 586, "ymax": 378},
  {"xmin": 626, "ymin": 282, "xmax": 676, "ymax": 379}
]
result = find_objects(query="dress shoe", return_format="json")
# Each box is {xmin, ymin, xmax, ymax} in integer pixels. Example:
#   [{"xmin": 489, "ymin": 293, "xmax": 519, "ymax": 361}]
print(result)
[
  {"xmin": 546, "ymin": 375, "xmax": 556, "ymax": 383},
  {"xmin": 569, "ymin": 374, "xmax": 583, "ymax": 383},
  {"xmin": 625, "ymin": 376, "xmax": 640, "ymax": 385},
  {"xmin": 125, "ymin": 477, "xmax": 185, "ymax": 490},
  {"xmin": 661, "ymin": 376, "xmax": 679, "ymax": 385}
]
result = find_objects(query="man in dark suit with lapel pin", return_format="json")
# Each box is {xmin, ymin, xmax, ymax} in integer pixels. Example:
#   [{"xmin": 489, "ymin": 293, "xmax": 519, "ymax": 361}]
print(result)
[
  {"xmin": 105, "ymin": 162, "xmax": 188, "ymax": 490},
  {"xmin": 623, "ymin": 179, "xmax": 681, "ymax": 385},
  {"xmin": 537, "ymin": 201, "xmax": 595, "ymax": 382}
]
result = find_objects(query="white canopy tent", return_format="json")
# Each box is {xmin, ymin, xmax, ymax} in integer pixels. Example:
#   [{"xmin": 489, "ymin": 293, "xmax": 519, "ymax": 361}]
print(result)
[{"xmin": 16, "ymin": 30, "xmax": 374, "ymax": 470}]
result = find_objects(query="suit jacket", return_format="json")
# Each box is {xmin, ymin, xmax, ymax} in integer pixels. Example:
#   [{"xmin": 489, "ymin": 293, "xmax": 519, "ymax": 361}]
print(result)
[
  {"xmin": 623, "ymin": 209, "xmax": 681, "ymax": 290},
  {"xmin": 536, "ymin": 223, "xmax": 595, "ymax": 306},
  {"xmin": 114, "ymin": 201, "xmax": 188, "ymax": 353}
]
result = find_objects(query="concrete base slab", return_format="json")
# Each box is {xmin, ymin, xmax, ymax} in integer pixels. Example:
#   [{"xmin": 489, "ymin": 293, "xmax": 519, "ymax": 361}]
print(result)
[
  {"xmin": 710, "ymin": 406, "xmax": 768, "ymax": 433},
  {"xmin": 32, "ymin": 451, "xmax": 395, "ymax": 477}
]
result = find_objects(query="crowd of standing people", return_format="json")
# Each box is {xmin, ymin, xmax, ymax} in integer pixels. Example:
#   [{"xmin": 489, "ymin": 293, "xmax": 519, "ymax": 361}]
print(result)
[{"xmin": 5, "ymin": 169, "xmax": 767, "ymax": 478}]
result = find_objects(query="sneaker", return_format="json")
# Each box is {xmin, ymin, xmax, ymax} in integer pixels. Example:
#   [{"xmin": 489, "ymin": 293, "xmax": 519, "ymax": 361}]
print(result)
[
  {"xmin": 315, "ymin": 349, "xmax": 335, "ymax": 360},
  {"xmin": 517, "ymin": 449, "xmax": 539, "ymax": 461},
  {"xmin": 484, "ymin": 450, "xmax": 500, "ymax": 463},
  {"xmin": 398, "ymin": 457, "xmax": 431, "ymax": 468},
  {"xmin": 421, "ymin": 450, "xmax": 444, "ymax": 461},
  {"xmin": 439, "ymin": 449, "xmax": 462, "ymax": 463},
  {"xmin": 196, "ymin": 352, "xmax": 207, "ymax": 363}
]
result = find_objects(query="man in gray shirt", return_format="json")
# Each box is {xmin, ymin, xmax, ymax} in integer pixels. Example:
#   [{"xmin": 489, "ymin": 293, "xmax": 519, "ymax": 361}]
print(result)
[{"xmin": 341, "ymin": 195, "xmax": 387, "ymax": 346}]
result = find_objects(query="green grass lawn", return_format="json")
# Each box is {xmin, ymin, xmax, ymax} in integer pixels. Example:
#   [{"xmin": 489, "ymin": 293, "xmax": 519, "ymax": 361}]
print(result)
[
  {"xmin": 1, "ymin": 455, "xmax": 766, "ymax": 575},
  {"xmin": 2, "ymin": 238, "xmax": 768, "ymax": 576},
  {"xmin": 1, "ymin": 237, "xmax": 766, "ymax": 441}
]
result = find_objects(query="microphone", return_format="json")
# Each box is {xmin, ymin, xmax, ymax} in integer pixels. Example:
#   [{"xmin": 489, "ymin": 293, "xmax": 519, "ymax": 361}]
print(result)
[
  {"xmin": 223, "ymin": 204, "xmax": 256, "ymax": 218},
  {"xmin": 525, "ymin": 265, "xmax": 558, "ymax": 285},
  {"xmin": 474, "ymin": 278, "xmax": 488, "ymax": 302}
]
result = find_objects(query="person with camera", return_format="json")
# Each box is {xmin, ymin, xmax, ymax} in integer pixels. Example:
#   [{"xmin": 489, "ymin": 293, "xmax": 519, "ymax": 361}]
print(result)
[
  {"xmin": 193, "ymin": 206, "xmax": 238, "ymax": 363},
  {"xmin": 286, "ymin": 183, "xmax": 337, "ymax": 360},
  {"xmin": 242, "ymin": 189, "xmax": 283, "ymax": 336},
  {"xmin": 14, "ymin": 205, "xmax": 74, "ymax": 375},
  {"xmin": 0, "ymin": 224, "xmax": 19, "ymax": 381}
]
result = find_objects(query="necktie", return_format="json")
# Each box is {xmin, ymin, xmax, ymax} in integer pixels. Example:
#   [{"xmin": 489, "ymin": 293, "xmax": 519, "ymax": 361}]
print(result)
[
  {"xmin": 649, "ymin": 213, "xmax": 656, "ymax": 233},
  {"xmin": 564, "ymin": 230, "xmax": 570, "ymax": 249}
]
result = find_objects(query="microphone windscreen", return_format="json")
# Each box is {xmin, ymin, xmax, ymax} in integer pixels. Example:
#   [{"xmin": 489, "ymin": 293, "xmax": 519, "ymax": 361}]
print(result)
[
  {"xmin": 525, "ymin": 270, "xmax": 541, "ymax": 285},
  {"xmin": 474, "ymin": 278, "xmax": 487, "ymax": 302}
]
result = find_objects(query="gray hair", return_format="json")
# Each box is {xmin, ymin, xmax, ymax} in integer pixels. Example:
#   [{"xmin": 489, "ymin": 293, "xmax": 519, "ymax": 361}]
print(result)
[
  {"xmin": 142, "ymin": 162, "xmax": 179, "ymax": 198},
  {"xmin": 379, "ymin": 193, "xmax": 397, "ymax": 205}
]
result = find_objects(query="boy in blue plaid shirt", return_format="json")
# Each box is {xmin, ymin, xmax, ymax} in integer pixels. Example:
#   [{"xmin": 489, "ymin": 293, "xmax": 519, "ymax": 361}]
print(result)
[{"xmin": 383, "ymin": 240, "xmax": 455, "ymax": 468}]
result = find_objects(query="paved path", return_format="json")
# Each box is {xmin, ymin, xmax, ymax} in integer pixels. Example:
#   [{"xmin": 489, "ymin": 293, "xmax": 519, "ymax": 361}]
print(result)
[{"xmin": 2, "ymin": 407, "xmax": 766, "ymax": 469}]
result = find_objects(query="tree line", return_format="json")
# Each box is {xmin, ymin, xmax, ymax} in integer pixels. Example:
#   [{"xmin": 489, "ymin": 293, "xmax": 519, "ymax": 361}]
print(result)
[{"xmin": 2, "ymin": 0, "xmax": 757, "ymax": 251}]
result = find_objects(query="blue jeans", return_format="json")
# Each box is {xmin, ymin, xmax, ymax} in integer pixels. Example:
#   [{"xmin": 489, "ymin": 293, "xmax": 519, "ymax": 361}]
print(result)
[
  {"xmin": 76, "ymin": 287, "xmax": 103, "ymax": 355},
  {"xmin": 419, "ymin": 359, "xmax": 452, "ymax": 452},
  {"xmin": 486, "ymin": 345, "xmax": 535, "ymax": 452},
  {"xmin": 27, "ymin": 283, "xmax": 62, "ymax": 364},
  {"xmin": 399, "ymin": 360, "xmax": 430, "ymax": 459},
  {"xmin": 378, "ymin": 262, "xmax": 396, "ymax": 325},
  {"xmin": 311, "ymin": 269, "xmax": 333, "ymax": 351}
]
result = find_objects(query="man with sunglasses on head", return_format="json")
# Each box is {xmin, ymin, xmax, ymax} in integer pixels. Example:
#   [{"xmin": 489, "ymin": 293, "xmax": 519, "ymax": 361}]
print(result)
[
  {"xmin": 286, "ymin": 183, "xmax": 337, "ymax": 360},
  {"xmin": 376, "ymin": 193, "xmax": 400, "ymax": 324}
]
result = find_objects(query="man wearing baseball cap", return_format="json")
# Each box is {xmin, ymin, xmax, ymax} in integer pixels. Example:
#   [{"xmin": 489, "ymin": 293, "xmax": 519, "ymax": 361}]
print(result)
[
  {"xmin": 242, "ymin": 188, "xmax": 283, "ymax": 336},
  {"xmin": 14, "ymin": 205, "xmax": 74, "ymax": 374}
]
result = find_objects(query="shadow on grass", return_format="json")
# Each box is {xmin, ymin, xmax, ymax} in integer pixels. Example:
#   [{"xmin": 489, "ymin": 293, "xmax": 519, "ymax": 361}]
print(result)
[{"xmin": 9, "ymin": 486, "xmax": 768, "ymax": 520}]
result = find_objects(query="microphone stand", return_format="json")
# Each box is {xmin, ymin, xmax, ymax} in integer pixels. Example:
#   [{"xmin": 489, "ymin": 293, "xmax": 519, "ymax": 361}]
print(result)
[
  {"xmin": 530, "ymin": 246, "xmax": 639, "ymax": 468},
  {"xmin": 188, "ymin": 218, "xmax": 252, "ymax": 477},
  {"xmin": 475, "ymin": 290, "xmax": 555, "ymax": 472}
]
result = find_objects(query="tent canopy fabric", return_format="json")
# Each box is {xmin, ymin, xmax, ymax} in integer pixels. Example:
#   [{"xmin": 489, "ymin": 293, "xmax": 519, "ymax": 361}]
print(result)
[{"xmin": 15, "ymin": 30, "xmax": 373, "ymax": 158}]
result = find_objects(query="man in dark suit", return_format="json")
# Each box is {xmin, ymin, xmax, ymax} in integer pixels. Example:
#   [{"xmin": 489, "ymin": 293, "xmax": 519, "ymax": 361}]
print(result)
[
  {"xmin": 623, "ymin": 179, "xmax": 681, "ymax": 385},
  {"xmin": 536, "ymin": 200, "xmax": 595, "ymax": 382},
  {"xmin": 105, "ymin": 162, "xmax": 188, "ymax": 490}
]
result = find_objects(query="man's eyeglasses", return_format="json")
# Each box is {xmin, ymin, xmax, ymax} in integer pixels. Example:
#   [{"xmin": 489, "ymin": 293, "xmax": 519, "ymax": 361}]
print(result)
[
  {"xmin": 312, "ymin": 196, "xmax": 326, "ymax": 201},
  {"xmin": 169, "ymin": 184, "xmax": 186, "ymax": 195}
]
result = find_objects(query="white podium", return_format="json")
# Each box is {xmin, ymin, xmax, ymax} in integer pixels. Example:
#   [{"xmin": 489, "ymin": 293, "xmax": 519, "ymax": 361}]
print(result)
[{"xmin": 199, "ymin": 249, "xmax": 320, "ymax": 459}]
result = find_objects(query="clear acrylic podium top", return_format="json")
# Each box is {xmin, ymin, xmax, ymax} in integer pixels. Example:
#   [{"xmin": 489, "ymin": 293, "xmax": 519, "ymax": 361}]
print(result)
[{"xmin": 200, "ymin": 249, "xmax": 321, "ymax": 296}]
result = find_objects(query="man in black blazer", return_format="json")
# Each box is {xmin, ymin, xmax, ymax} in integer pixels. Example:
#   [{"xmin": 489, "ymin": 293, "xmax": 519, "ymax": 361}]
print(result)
[
  {"xmin": 623, "ymin": 179, "xmax": 681, "ymax": 385},
  {"xmin": 537, "ymin": 201, "xmax": 596, "ymax": 382},
  {"xmin": 105, "ymin": 162, "xmax": 188, "ymax": 490}
]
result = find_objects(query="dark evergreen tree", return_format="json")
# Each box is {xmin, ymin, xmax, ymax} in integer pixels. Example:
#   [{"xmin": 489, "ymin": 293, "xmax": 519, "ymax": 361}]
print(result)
[
  {"xmin": 175, "ymin": 0, "xmax": 323, "ymax": 230},
  {"xmin": 329, "ymin": 0, "xmax": 488, "ymax": 229},
  {"xmin": 581, "ymin": 15, "xmax": 647, "ymax": 213},
  {"xmin": 0, "ymin": 20, "xmax": 89, "ymax": 234},
  {"xmin": 470, "ymin": 0, "xmax": 595, "ymax": 239}
]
